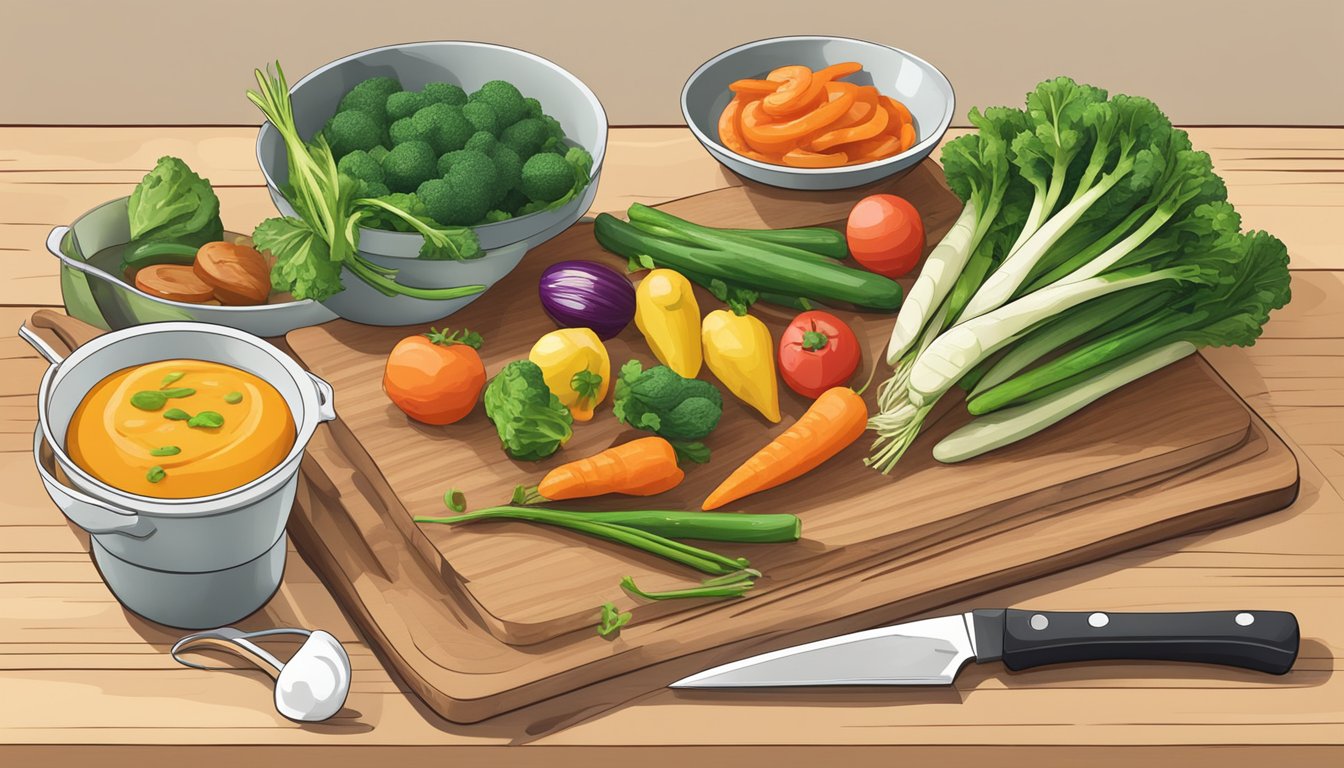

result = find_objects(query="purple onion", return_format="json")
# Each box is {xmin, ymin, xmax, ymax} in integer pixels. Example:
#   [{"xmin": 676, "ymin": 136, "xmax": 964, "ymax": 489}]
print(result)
[{"xmin": 538, "ymin": 261, "xmax": 636, "ymax": 340}]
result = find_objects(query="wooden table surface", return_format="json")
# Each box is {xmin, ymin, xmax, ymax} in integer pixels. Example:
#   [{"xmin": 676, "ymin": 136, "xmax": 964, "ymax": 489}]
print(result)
[{"xmin": 1, "ymin": 126, "xmax": 1340, "ymax": 766}]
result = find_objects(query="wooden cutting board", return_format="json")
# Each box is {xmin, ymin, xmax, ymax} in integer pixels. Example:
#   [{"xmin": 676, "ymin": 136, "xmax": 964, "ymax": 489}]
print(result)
[
  {"xmin": 286, "ymin": 161, "xmax": 1262, "ymax": 648},
  {"xmin": 25, "ymin": 305, "xmax": 1300, "ymax": 729}
]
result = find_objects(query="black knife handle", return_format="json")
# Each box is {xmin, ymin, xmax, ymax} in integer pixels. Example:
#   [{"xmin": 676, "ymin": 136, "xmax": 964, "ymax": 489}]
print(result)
[{"xmin": 982, "ymin": 609, "xmax": 1298, "ymax": 675}]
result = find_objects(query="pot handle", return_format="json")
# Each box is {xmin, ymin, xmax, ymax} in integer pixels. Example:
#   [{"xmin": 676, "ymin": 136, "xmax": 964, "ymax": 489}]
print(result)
[
  {"xmin": 32, "ymin": 429, "xmax": 156, "ymax": 539},
  {"xmin": 46, "ymin": 225, "xmax": 135, "ymax": 291},
  {"xmin": 18, "ymin": 324, "xmax": 65, "ymax": 366},
  {"xmin": 308, "ymin": 373, "xmax": 337, "ymax": 422}
]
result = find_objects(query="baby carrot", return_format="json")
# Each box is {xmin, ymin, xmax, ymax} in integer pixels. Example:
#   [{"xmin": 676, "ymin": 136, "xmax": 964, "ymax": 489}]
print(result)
[
  {"xmin": 702, "ymin": 386, "xmax": 868, "ymax": 510},
  {"xmin": 536, "ymin": 436, "xmax": 684, "ymax": 501}
]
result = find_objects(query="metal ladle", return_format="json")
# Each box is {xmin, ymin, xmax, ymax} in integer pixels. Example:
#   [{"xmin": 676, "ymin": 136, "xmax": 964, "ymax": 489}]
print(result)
[{"xmin": 171, "ymin": 627, "xmax": 351, "ymax": 722}]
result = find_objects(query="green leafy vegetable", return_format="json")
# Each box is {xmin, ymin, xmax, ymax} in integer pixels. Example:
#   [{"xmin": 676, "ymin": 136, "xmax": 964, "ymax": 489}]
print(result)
[
  {"xmin": 187, "ymin": 411, "xmax": 224, "ymax": 429},
  {"xmin": 612, "ymin": 360, "xmax": 723, "ymax": 459},
  {"xmin": 159, "ymin": 387, "xmax": 195, "ymax": 399},
  {"xmin": 867, "ymin": 76, "xmax": 1292, "ymax": 471},
  {"xmin": 150, "ymin": 446, "xmax": 181, "ymax": 457},
  {"xmin": 482, "ymin": 360, "xmax": 573, "ymax": 461},
  {"xmin": 245, "ymin": 62, "xmax": 486, "ymax": 302},
  {"xmin": 160, "ymin": 372, "xmax": 185, "ymax": 387},
  {"xmin": 146, "ymin": 466, "xmax": 167, "ymax": 483},
  {"xmin": 224, "ymin": 391, "xmax": 244, "ymax": 404},
  {"xmin": 127, "ymin": 156, "xmax": 224, "ymax": 248},
  {"xmin": 130, "ymin": 391, "xmax": 167, "ymax": 411},
  {"xmin": 163, "ymin": 408, "xmax": 191, "ymax": 421},
  {"xmin": 597, "ymin": 603, "xmax": 631, "ymax": 638}
]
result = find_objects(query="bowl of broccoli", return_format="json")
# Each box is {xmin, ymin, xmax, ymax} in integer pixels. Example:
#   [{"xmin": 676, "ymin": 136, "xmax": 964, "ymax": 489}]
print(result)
[{"xmin": 256, "ymin": 41, "xmax": 607, "ymax": 326}]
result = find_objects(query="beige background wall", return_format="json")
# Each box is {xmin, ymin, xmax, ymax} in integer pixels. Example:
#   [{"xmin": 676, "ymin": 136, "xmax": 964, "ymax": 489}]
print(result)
[{"xmin": 3, "ymin": 0, "xmax": 1341, "ymax": 126}]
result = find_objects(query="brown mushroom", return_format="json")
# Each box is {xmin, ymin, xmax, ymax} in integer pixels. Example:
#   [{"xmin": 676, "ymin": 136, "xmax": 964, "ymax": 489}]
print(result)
[{"xmin": 193, "ymin": 242, "xmax": 272, "ymax": 306}]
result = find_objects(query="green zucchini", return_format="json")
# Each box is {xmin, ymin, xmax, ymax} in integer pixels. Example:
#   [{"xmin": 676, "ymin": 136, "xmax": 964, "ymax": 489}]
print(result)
[
  {"xmin": 120, "ymin": 241, "xmax": 199, "ymax": 272},
  {"xmin": 594, "ymin": 211, "xmax": 902, "ymax": 311}
]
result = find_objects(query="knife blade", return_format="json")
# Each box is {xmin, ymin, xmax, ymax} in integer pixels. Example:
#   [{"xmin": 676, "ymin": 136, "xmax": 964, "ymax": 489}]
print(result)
[{"xmin": 670, "ymin": 609, "xmax": 1299, "ymax": 688}]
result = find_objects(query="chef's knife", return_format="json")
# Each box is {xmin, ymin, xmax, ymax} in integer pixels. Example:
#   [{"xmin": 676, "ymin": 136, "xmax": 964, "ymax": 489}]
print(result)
[{"xmin": 670, "ymin": 609, "xmax": 1299, "ymax": 688}]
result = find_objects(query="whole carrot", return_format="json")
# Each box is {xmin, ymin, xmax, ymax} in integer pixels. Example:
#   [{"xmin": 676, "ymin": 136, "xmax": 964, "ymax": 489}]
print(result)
[
  {"xmin": 702, "ymin": 386, "xmax": 867, "ymax": 510},
  {"xmin": 533, "ymin": 436, "xmax": 684, "ymax": 502}
]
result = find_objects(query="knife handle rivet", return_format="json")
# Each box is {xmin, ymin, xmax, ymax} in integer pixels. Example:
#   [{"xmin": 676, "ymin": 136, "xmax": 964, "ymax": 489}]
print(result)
[
  {"xmin": 1088, "ymin": 612, "xmax": 1109, "ymax": 628},
  {"xmin": 1029, "ymin": 614, "xmax": 1049, "ymax": 631},
  {"xmin": 1236, "ymin": 612, "xmax": 1255, "ymax": 626}
]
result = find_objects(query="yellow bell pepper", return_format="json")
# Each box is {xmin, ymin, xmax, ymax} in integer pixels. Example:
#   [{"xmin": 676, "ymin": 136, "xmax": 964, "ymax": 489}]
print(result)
[
  {"xmin": 701, "ymin": 309, "xmax": 780, "ymax": 423},
  {"xmin": 635, "ymin": 269, "xmax": 702, "ymax": 378},
  {"xmin": 528, "ymin": 328, "xmax": 610, "ymax": 422}
]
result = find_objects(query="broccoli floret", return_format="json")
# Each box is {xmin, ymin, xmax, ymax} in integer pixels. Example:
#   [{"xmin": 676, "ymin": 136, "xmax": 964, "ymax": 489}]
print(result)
[
  {"xmin": 385, "ymin": 91, "xmax": 428, "ymax": 122},
  {"xmin": 368, "ymin": 145, "xmax": 390, "ymax": 163},
  {"xmin": 500, "ymin": 118, "xmax": 549, "ymax": 158},
  {"xmin": 417, "ymin": 175, "xmax": 492, "ymax": 227},
  {"xmin": 412, "ymin": 103, "xmax": 473, "ymax": 155},
  {"xmin": 362, "ymin": 181, "xmax": 391, "ymax": 198},
  {"xmin": 520, "ymin": 153, "xmax": 573, "ymax": 203},
  {"xmin": 389, "ymin": 116, "xmax": 431, "ymax": 146},
  {"xmin": 450, "ymin": 150, "xmax": 498, "ymax": 189},
  {"xmin": 469, "ymin": 80, "xmax": 527, "ymax": 127},
  {"xmin": 338, "ymin": 77, "xmax": 401, "ymax": 121},
  {"xmin": 613, "ymin": 360, "xmax": 723, "ymax": 443},
  {"xmin": 436, "ymin": 150, "xmax": 460, "ymax": 178},
  {"xmin": 492, "ymin": 146, "xmax": 523, "ymax": 192},
  {"xmin": 523, "ymin": 97, "xmax": 543, "ymax": 119},
  {"xmin": 499, "ymin": 188, "xmax": 529, "ymax": 214},
  {"xmin": 381, "ymin": 140, "xmax": 437, "ymax": 193},
  {"xmin": 464, "ymin": 131, "xmax": 498, "ymax": 156},
  {"xmin": 324, "ymin": 110, "xmax": 385, "ymax": 158},
  {"xmin": 462, "ymin": 101, "xmax": 499, "ymax": 137},
  {"xmin": 422, "ymin": 82, "xmax": 468, "ymax": 107},
  {"xmin": 483, "ymin": 209, "xmax": 513, "ymax": 223},
  {"xmin": 337, "ymin": 150, "xmax": 385, "ymax": 184}
]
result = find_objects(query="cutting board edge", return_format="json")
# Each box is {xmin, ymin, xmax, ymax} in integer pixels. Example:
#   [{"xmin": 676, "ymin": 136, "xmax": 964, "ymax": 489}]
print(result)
[{"xmin": 286, "ymin": 407, "xmax": 1297, "ymax": 724}]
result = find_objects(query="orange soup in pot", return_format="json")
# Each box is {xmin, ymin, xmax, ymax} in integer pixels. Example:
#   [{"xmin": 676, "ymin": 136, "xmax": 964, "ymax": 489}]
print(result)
[{"xmin": 67, "ymin": 359, "xmax": 296, "ymax": 498}]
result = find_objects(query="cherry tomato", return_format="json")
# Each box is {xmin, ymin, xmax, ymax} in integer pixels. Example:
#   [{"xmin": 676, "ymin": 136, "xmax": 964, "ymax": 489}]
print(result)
[
  {"xmin": 383, "ymin": 328, "xmax": 486, "ymax": 425},
  {"xmin": 845, "ymin": 194, "xmax": 925, "ymax": 278},
  {"xmin": 777, "ymin": 310, "xmax": 861, "ymax": 399}
]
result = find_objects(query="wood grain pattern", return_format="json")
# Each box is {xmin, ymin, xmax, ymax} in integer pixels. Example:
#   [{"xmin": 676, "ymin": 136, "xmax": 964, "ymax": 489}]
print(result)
[
  {"xmin": 287, "ymin": 165, "xmax": 1254, "ymax": 646},
  {"xmin": 0, "ymin": 127, "xmax": 1339, "ymax": 763}
]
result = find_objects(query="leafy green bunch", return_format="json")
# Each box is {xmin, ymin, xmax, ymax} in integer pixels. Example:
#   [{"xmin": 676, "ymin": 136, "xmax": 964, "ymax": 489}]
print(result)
[{"xmin": 246, "ymin": 63, "xmax": 485, "ymax": 302}]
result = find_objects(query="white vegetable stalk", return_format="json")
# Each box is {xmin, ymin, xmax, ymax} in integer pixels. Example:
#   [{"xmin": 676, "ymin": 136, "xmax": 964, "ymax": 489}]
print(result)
[
  {"xmin": 908, "ymin": 268, "xmax": 1185, "ymax": 404},
  {"xmin": 958, "ymin": 167, "xmax": 1129, "ymax": 321},
  {"xmin": 885, "ymin": 202, "xmax": 980, "ymax": 364},
  {"xmin": 932, "ymin": 341, "xmax": 1197, "ymax": 463}
]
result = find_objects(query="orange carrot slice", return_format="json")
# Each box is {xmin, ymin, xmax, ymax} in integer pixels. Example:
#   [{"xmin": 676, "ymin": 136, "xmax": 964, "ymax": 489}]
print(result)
[
  {"xmin": 884, "ymin": 96, "xmax": 914, "ymax": 127},
  {"xmin": 717, "ymin": 95, "xmax": 752, "ymax": 154},
  {"xmin": 898, "ymin": 121, "xmax": 917, "ymax": 151},
  {"xmin": 741, "ymin": 81, "xmax": 857, "ymax": 146},
  {"xmin": 782, "ymin": 147, "xmax": 849, "ymax": 168},
  {"xmin": 762, "ymin": 65, "xmax": 819, "ymax": 117},
  {"xmin": 810, "ymin": 100, "xmax": 890, "ymax": 151},
  {"xmin": 814, "ymin": 61, "xmax": 863, "ymax": 81},
  {"xmin": 729, "ymin": 79, "xmax": 780, "ymax": 98},
  {"xmin": 838, "ymin": 133, "xmax": 904, "ymax": 163}
]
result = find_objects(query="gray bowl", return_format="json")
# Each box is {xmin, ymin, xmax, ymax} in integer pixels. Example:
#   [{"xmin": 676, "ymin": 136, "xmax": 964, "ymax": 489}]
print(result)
[
  {"xmin": 256, "ymin": 41, "xmax": 608, "ymax": 326},
  {"xmin": 681, "ymin": 36, "xmax": 954, "ymax": 191},
  {"xmin": 48, "ymin": 197, "xmax": 337, "ymax": 337}
]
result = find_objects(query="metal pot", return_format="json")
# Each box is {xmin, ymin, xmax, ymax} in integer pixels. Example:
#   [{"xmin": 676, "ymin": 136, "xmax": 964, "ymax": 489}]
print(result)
[{"xmin": 23, "ymin": 321, "xmax": 336, "ymax": 628}]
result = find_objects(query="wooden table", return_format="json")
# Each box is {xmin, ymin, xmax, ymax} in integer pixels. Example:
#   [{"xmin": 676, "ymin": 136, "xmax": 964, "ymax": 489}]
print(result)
[{"xmin": 1, "ymin": 127, "xmax": 1340, "ymax": 766}]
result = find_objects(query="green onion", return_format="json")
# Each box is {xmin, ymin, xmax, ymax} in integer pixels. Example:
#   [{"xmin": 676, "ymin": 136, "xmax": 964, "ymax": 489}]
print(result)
[{"xmin": 596, "ymin": 602, "xmax": 631, "ymax": 638}]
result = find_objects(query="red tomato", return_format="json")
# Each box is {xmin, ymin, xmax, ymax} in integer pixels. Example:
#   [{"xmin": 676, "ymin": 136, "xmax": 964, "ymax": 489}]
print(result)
[
  {"xmin": 383, "ymin": 328, "xmax": 486, "ymax": 425},
  {"xmin": 777, "ymin": 311, "xmax": 861, "ymax": 399},
  {"xmin": 845, "ymin": 194, "xmax": 925, "ymax": 277}
]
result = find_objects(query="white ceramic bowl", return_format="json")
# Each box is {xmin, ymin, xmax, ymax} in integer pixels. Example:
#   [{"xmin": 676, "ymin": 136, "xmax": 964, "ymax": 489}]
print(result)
[
  {"xmin": 681, "ymin": 36, "xmax": 955, "ymax": 190},
  {"xmin": 256, "ymin": 41, "xmax": 608, "ymax": 326}
]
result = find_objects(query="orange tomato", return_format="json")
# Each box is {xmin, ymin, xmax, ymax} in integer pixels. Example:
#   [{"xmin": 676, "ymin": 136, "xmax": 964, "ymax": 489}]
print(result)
[
  {"xmin": 383, "ymin": 327, "xmax": 486, "ymax": 425},
  {"xmin": 845, "ymin": 194, "xmax": 926, "ymax": 278}
]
